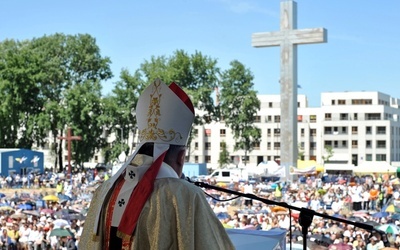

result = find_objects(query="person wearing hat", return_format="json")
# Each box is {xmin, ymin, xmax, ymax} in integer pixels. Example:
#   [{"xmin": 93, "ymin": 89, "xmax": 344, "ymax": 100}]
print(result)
[
  {"xmin": 367, "ymin": 236, "xmax": 379, "ymax": 250},
  {"xmin": 81, "ymin": 79, "xmax": 234, "ymax": 249}
]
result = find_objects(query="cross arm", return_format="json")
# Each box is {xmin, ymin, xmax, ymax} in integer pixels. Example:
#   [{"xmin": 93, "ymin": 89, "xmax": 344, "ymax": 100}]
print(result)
[{"xmin": 252, "ymin": 28, "xmax": 327, "ymax": 48}]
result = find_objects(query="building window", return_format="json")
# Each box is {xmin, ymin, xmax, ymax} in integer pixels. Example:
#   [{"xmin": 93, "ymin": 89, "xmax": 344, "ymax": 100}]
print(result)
[
  {"xmin": 193, "ymin": 129, "xmax": 198, "ymax": 135},
  {"xmin": 366, "ymin": 154, "xmax": 372, "ymax": 161},
  {"xmin": 195, "ymin": 142, "xmax": 199, "ymax": 150},
  {"xmin": 352, "ymin": 127, "xmax": 358, "ymax": 134},
  {"xmin": 324, "ymin": 127, "xmax": 332, "ymax": 134},
  {"xmin": 205, "ymin": 142, "xmax": 211, "ymax": 150},
  {"xmin": 310, "ymin": 115, "xmax": 317, "ymax": 123},
  {"xmin": 301, "ymin": 128, "xmax": 305, "ymax": 136},
  {"xmin": 253, "ymin": 142, "xmax": 260, "ymax": 150},
  {"xmin": 297, "ymin": 115, "xmax": 303, "ymax": 122},
  {"xmin": 267, "ymin": 142, "xmax": 271, "ymax": 150},
  {"xmin": 94, "ymin": 155, "xmax": 98, "ymax": 162},
  {"xmin": 254, "ymin": 116, "xmax": 261, "ymax": 123},
  {"xmin": 366, "ymin": 113, "xmax": 381, "ymax": 120},
  {"xmin": 194, "ymin": 156, "xmax": 198, "ymax": 163},
  {"xmin": 269, "ymin": 102, "xmax": 272, "ymax": 108},
  {"xmin": 325, "ymin": 113, "xmax": 331, "ymax": 121},
  {"xmin": 354, "ymin": 113, "xmax": 358, "ymax": 120},
  {"xmin": 366, "ymin": 140, "xmax": 372, "ymax": 148},
  {"xmin": 376, "ymin": 126, "xmax": 386, "ymax": 135},
  {"xmin": 300, "ymin": 142, "xmax": 304, "ymax": 149},
  {"xmin": 205, "ymin": 129, "xmax": 211, "ymax": 137},
  {"xmin": 376, "ymin": 154, "xmax": 386, "ymax": 161},
  {"xmin": 341, "ymin": 127, "xmax": 347, "ymax": 134},
  {"xmin": 352, "ymin": 99, "xmax": 372, "ymax": 105},
  {"xmin": 340, "ymin": 113, "xmax": 348, "ymax": 120},
  {"xmin": 341, "ymin": 141, "xmax": 347, "ymax": 148},
  {"xmin": 267, "ymin": 116, "xmax": 272, "ymax": 122},
  {"xmin": 310, "ymin": 129, "xmax": 316, "ymax": 136},
  {"xmin": 274, "ymin": 142, "xmax": 280, "ymax": 150},
  {"xmin": 338, "ymin": 99, "xmax": 345, "ymax": 105},
  {"xmin": 352, "ymin": 140, "xmax": 358, "ymax": 148},
  {"xmin": 333, "ymin": 141, "xmax": 338, "ymax": 148},
  {"xmin": 366, "ymin": 127, "xmax": 372, "ymax": 134},
  {"xmin": 206, "ymin": 155, "xmax": 211, "ymax": 163},
  {"xmin": 377, "ymin": 140, "xmax": 386, "ymax": 148},
  {"xmin": 274, "ymin": 128, "xmax": 280, "ymax": 136},
  {"xmin": 274, "ymin": 115, "xmax": 280, "ymax": 123},
  {"xmin": 267, "ymin": 129, "xmax": 271, "ymax": 135},
  {"xmin": 220, "ymin": 129, "xmax": 226, "ymax": 137},
  {"xmin": 324, "ymin": 141, "xmax": 332, "ymax": 147},
  {"xmin": 310, "ymin": 142, "xmax": 316, "ymax": 149}
]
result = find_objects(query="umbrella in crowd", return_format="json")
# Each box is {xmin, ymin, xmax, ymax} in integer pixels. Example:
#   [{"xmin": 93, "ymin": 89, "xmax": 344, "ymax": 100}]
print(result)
[
  {"xmin": 54, "ymin": 209, "xmax": 85, "ymax": 221},
  {"xmin": 10, "ymin": 213, "xmax": 26, "ymax": 219},
  {"xmin": 22, "ymin": 210, "xmax": 40, "ymax": 217},
  {"xmin": 9, "ymin": 197, "xmax": 22, "ymax": 203},
  {"xmin": 271, "ymin": 206, "xmax": 287, "ymax": 213},
  {"xmin": 310, "ymin": 234, "xmax": 333, "ymax": 246},
  {"xmin": 0, "ymin": 193, "xmax": 6, "ymax": 198},
  {"xmin": 58, "ymin": 194, "xmax": 72, "ymax": 201},
  {"xmin": 377, "ymin": 224, "xmax": 400, "ymax": 235},
  {"xmin": 43, "ymin": 195, "xmax": 59, "ymax": 202},
  {"xmin": 0, "ymin": 206, "xmax": 14, "ymax": 212},
  {"xmin": 385, "ymin": 204, "xmax": 400, "ymax": 213},
  {"xmin": 17, "ymin": 204, "xmax": 33, "ymax": 210},
  {"xmin": 49, "ymin": 228, "xmax": 74, "ymax": 237},
  {"xmin": 40, "ymin": 208, "xmax": 55, "ymax": 214},
  {"xmin": 365, "ymin": 220, "xmax": 381, "ymax": 227},
  {"xmin": 216, "ymin": 212, "xmax": 230, "ymax": 220},
  {"xmin": 328, "ymin": 242, "xmax": 353, "ymax": 250},
  {"xmin": 391, "ymin": 214, "xmax": 400, "ymax": 220},
  {"xmin": 347, "ymin": 216, "xmax": 366, "ymax": 223},
  {"xmin": 53, "ymin": 219, "xmax": 70, "ymax": 228},
  {"xmin": 371, "ymin": 211, "xmax": 389, "ymax": 218}
]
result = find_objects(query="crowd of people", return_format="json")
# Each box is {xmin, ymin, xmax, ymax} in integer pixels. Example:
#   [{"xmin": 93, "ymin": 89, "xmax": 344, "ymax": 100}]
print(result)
[
  {"xmin": 0, "ymin": 169, "xmax": 398, "ymax": 249},
  {"xmin": 0, "ymin": 170, "xmax": 96, "ymax": 250},
  {"xmin": 205, "ymin": 173, "xmax": 400, "ymax": 249}
]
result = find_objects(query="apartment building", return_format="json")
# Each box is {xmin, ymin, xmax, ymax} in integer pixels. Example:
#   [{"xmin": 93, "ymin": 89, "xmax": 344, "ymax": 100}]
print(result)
[
  {"xmin": 36, "ymin": 91, "xmax": 400, "ymax": 171},
  {"xmin": 187, "ymin": 91, "xmax": 400, "ymax": 169}
]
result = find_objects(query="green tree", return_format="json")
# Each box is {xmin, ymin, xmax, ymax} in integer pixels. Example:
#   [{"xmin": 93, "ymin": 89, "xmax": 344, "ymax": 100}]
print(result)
[
  {"xmin": 118, "ymin": 50, "xmax": 221, "ymax": 159},
  {"xmin": 137, "ymin": 50, "xmax": 220, "ymax": 125},
  {"xmin": 322, "ymin": 145, "xmax": 334, "ymax": 163},
  {"xmin": 219, "ymin": 60, "xmax": 261, "ymax": 166},
  {"xmin": 218, "ymin": 141, "xmax": 230, "ymax": 168},
  {"xmin": 0, "ymin": 33, "xmax": 112, "ymax": 172},
  {"xmin": 298, "ymin": 143, "xmax": 305, "ymax": 160},
  {"xmin": 104, "ymin": 69, "xmax": 146, "ymax": 163}
]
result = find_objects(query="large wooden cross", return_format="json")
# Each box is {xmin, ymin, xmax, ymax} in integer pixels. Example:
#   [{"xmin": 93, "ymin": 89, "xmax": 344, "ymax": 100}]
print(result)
[
  {"xmin": 252, "ymin": 0, "xmax": 327, "ymax": 181},
  {"xmin": 58, "ymin": 128, "xmax": 82, "ymax": 177}
]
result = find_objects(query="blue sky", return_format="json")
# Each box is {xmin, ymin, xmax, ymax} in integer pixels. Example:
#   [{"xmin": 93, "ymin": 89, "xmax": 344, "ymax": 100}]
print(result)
[{"xmin": 1, "ymin": 0, "xmax": 399, "ymax": 107}]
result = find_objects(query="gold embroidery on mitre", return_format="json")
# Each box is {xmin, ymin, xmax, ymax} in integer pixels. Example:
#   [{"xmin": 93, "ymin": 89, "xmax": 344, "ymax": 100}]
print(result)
[{"xmin": 139, "ymin": 80, "xmax": 183, "ymax": 143}]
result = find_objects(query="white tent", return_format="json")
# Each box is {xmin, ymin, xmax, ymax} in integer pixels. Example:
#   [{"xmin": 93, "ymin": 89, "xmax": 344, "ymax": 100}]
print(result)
[{"xmin": 354, "ymin": 161, "xmax": 397, "ymax": 174}]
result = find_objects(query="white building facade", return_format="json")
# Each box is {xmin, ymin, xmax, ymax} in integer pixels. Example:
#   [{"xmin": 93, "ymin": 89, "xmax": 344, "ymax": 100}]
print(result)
[
  {"xmin": 187, "ymin": 91, "xmax": 400, "ymax": 170},
  {"xmin": 35, "ymin": 91, "xmax": 400, "ymax": 171}
]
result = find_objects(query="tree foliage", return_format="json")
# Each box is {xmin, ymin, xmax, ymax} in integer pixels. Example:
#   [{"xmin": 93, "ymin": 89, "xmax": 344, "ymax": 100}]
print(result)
[
  {"xmin": 0, "ymin": 33, "xmax": 112, "ymax": 171},
  {"xmin": 322, "ymin": 145, "xmax": 334, "ymax": 163},
  {"xmin": 1, "ymin": 36, "xmax": 259, "ymax": 170},
  {"xmin": 218, "ymin": 141, "xmax": 231, "ymax": 168},
  {"xmin": 219, "ymin": 60, "xmax": 261, "ymax": 165}
]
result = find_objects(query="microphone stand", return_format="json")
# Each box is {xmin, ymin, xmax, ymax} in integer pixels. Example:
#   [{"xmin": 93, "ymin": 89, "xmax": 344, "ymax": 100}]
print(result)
[{"xmin": 193, "ymin": 181, "xmax": 387, "ymax": 250}]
